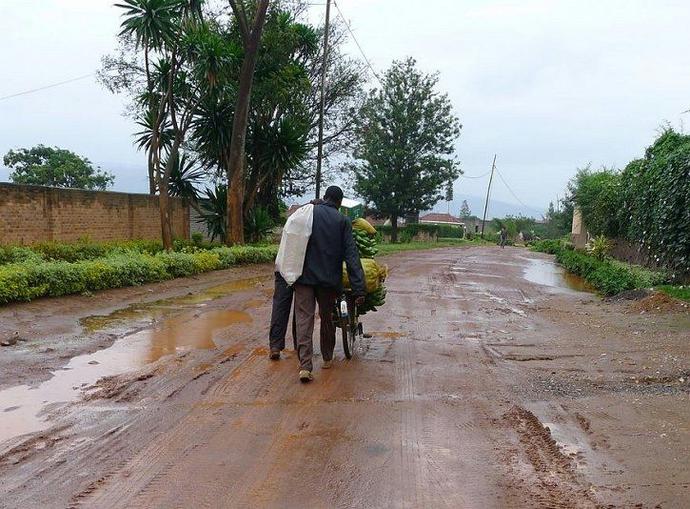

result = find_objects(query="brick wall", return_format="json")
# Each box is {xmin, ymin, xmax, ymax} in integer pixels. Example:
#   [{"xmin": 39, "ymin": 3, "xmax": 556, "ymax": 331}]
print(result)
[{"xmin": 0, "ymin": 183, "xmax": 189, "ymax": 245}]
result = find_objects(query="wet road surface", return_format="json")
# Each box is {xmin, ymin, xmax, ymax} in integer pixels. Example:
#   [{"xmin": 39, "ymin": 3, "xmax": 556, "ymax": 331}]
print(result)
[{"xmin": 0, "ymin": 246, "xmax": 688, "ymax": 508}]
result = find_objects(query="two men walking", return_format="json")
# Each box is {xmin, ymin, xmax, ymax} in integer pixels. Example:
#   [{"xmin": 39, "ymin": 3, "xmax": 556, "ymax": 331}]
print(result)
[{"xmin": 268, "ymin": 186, "xmax": 366, "ymax": 383}]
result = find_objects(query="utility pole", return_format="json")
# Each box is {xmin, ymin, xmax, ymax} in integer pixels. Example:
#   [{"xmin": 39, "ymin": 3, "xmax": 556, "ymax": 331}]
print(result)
[
  {"xmin": 314, "ymin": 0, "xmax": 331, "ymax": 199},
  {"xmin": 480, "ymin": 154, "xmax": 497, "ymax": 239}
]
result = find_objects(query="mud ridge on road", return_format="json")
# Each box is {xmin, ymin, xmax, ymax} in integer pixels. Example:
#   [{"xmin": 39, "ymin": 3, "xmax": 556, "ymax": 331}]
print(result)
[{"xmin": 504, "ymin": 405, "xmax": 599, "ymax": 508}]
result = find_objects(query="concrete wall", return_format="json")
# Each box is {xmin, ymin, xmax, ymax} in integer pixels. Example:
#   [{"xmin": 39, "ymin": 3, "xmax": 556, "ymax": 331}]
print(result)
[{"xmin": 0, "ymin": 183, "xmax": 189, "ymax": 245}]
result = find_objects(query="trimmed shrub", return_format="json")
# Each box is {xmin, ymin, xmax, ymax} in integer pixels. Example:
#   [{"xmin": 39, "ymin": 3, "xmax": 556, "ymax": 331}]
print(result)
[
  {"xmin": 0, "ymin": 246, "xmax": 43, "ymax": 265},
  {"xmin": 0, "ymin": 244, "xmax": 278, "ymax": 305},
  {"xmin": 0, "ymin": 264, "xmax": 46, "ymax": 303},
  {"xmin": 229, "ymin": 245, "xmax": 278, "ymax": 264},
  {"xmin": 550, "ymin": 245, "xmax": 668, "ymax": 296}
]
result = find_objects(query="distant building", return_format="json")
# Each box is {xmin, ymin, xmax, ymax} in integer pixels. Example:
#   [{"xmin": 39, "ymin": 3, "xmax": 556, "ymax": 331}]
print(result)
[{"xmin": 419, "ymin": 212, "xmax": 464, "ymax": 226}]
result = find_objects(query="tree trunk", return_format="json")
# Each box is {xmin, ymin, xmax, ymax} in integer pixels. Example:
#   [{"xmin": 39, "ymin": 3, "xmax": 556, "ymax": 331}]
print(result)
[
  {"xmin": 148, "ymin": 157, "xmax": 156, "ymax": 194},
  {"xmin": 225, "ymin": 0, "xmax": 270, "ymax": 246},
  {"xmin": 391, "ymin": 214, "xmax": 399, "ymax": 243},
  {"xmin": 158, "ymin": 181, "xmax": 174, "ymax": 250}
]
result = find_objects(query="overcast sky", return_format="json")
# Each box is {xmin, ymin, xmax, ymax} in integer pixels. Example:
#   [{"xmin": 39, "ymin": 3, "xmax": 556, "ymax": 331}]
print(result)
[{"xmin": 1, "ymin": 0, "xmax": 689, "ymax": 216}]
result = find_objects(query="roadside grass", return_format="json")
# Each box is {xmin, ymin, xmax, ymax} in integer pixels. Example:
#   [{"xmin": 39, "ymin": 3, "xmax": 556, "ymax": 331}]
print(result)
[
  {"xmin": 377, "ymin": 238, "xmax": 488, "ymax": 256},
  {"xmin": 530, "ymin": 239, "xmax": 669, "ymax": 296},
  {"xmin": 657, "ymin": 285, "xmax": 690, "ymax": 303}
]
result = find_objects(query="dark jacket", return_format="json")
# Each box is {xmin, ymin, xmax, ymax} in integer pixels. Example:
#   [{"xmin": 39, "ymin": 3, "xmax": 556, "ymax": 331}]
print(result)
[{"xmin": 297, "ymin": 202, "xmax": 366, "ymax": 295}]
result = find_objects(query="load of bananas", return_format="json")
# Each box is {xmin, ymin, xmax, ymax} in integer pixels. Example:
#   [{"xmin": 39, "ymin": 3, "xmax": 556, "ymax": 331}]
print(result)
[
  {"xmin": 342, "ymin": 218, "xmax": 388, "ymax": 315},
  {"xmin": 352, "ymin": 228, "xmax": 379, "ymax": 258}
]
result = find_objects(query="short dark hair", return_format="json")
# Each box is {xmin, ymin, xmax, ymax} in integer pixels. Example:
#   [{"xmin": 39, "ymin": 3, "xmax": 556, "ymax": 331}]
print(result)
[{"xmin": 324, "ymin": 185, "xmax": 344, "ymax": 204}]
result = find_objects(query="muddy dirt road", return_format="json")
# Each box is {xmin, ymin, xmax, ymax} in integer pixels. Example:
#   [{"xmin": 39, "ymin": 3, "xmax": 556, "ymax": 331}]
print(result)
[{"xmin": 1, "ymin": 246, "xmax": 688, "ymax": 508}]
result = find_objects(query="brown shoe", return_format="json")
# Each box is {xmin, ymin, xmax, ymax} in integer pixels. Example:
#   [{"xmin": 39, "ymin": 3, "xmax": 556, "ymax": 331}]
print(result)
[
  {"xmin": 322, "ymin": 359, "xmax": 333, "ymax": 369},
  {"xmin": 299, "ymin": 370, "xmax": 314, "ymax": 383},
  {"xmin": 269, "ymin": 349, "xmax": 281, "ymax": 361}
]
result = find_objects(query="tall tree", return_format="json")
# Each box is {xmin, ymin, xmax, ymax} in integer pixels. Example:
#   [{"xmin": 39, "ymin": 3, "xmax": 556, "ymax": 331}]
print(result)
[
  {"xmin": 109, "ymin": 0, "xmax": 226, "ymax": 249},
  {"xmin": 3, "ymin": 145, "xmax": 114, "ymax": 190},
  {"xmin": 350, "ymin": 58, "xmax": 462, "ymax": 241},
  {"xmin": 225, "ymin": 0, "xmax": 270, "ymax": 245},
  {"xmin": 460, "ymin": 199, "xmax": 471, "ymax": 218}
]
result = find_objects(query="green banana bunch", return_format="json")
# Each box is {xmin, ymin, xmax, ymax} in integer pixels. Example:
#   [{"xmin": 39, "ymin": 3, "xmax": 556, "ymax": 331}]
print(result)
[
  {"xmin": 353, "ymin": 229, "xmax": 378, "ymax": 258},
  {"xmin": 358, "ymin": 284, "xmax": 387, "ymax": 315}
]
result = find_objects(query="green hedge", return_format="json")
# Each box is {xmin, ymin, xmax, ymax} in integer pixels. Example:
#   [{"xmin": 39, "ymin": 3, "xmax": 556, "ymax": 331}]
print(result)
[
  {"xmin": 377, "ymin": 223, "xmax": 467, "ymax": 240},
  {"xmin": 0, "ymin": 245, "xmax": 278, "ymax": 305},
  {"xmin": 532, "ymin": 241, "xmax": 667, "ymax": 296}
]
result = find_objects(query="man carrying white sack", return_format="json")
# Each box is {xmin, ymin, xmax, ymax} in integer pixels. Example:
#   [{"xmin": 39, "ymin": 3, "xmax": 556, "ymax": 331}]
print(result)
[
  {"xmin": 271, "ymin": 186, "xmax": 365, "ymax": 383},
  {"xmin": 268, "ymin": 198, "xmax": 322, "ymax": 360}
]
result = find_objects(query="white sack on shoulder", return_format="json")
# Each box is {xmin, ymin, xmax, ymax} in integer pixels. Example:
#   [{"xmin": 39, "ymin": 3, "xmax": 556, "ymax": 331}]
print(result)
[{"xmin": 275, "ymin": 204, "xmax": 314, "ymax": 285}]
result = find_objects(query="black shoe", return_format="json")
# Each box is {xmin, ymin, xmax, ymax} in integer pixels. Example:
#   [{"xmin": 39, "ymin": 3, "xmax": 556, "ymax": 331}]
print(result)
[{"xmin": 269, "ymin": 349, "xmax": 281, "ymax": 361}]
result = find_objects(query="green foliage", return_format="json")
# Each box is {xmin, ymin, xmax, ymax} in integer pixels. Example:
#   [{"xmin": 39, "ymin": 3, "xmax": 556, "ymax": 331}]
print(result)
[
  {"xmin": 491, "ymin": 215, "xmax": 537, "ymax": 241},
  {"xmin": 191, "ymin": 232, "xmax": 204, "ymax": 245},
  {"xmin": 543, "ymin": 199, "xmax": 574, "ymax": 239},
  {"xmin": 3, "ymin": 145, "xmax": 115, "ymax": 190},
  {"xmin": 0, "ymin": 243, "xmax": 278, "ymax": 305},
  {"xmin": 657, "ymin": 285, "xmax": 690, "ymax": 302},
  {"xmin": 436, "ymin": 225, "xmax": 464, "ymax": 239},
  {"xmin": 460, "ymin": 200, "xmax": 471, "ymax": 218},
  {"xmin": 531, "ymin": 239, "xmax": 568, "ymax": 255},
  {"xmin": 350, "ymin": 58, "xmax": 461, "ymax": 239},
  {"xmin": 227, "ymin": 245, "xmax": 278, "ymax": 265},
  {"xmin": 377, "ymin": 223, "xmax": 442, "ymax": 240},
  {"xmin": 587, "ymin": 234, "xmax": 612, "ymax": 261},
  {"xmin": 569, "ymin": 166, "xmax": 622, "ymax": 237},
  {"xmin": 566, "ymin": 129, "xmax": 690, "ymax": 278},
  {"xmin": 399, "ymin": 230, "xmax": 414, "ymax": 243},
  {"xmin": 167, "ymin": 153, "xmax": 205, "ymax": 200},
  {"xmin": 618, "ymin": 129, "xmax": 690, "ymax": 278},
  {"xmin": 0, "ymin": 246, "xmax": 43, "ymax": 265},
  {"xmin": 244, "ymin": 207, "xmax": 275, "ymax": 244},
  {"xmin": 198, "ymin": 185, "xmax": 227, "ymax": 242},
  {"xmin": 535, "ymin": 241, "xmax": 667, "ymax": 296}
]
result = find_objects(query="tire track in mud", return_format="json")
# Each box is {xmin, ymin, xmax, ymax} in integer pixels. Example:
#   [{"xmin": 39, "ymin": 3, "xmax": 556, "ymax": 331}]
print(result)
[
  {"xmin": 68, "ymin": 334, "xmax": 268, "ymax": 508},
  {"xmin": 504, "ymin": 405, "xmax": 600, "ymax": 508},
  {"xmin": 396, "ymin": 337, "xmax": 420, "ymax": 509}
]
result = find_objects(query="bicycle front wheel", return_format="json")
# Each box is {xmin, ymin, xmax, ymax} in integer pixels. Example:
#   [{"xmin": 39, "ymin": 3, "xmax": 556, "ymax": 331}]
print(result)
[{"xmin": 342, "ymin": 320, "xmax": 355, "ymax": 359}]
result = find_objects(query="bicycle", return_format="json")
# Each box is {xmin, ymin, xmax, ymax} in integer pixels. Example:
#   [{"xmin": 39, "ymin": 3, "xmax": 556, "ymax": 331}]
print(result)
[
  {"xmin": 336, "ymin": 291, "xmax": 364, "ymax": 359},
  {"xmin": 291, "ymin": 290, "xmax": 363, "ymax": 359}
]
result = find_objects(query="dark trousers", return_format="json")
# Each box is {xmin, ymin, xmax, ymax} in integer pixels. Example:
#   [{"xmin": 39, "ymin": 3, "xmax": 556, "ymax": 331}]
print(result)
[
  {"xmin": 293, "ymin": 284, "xmax": 337, "ymax": 371},
  {"xmin": 269, "ymin": 273, "xmax": 294, "ymax": 351}
]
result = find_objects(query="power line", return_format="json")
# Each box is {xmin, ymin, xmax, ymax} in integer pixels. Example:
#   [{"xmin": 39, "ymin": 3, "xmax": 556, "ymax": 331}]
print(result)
[
  {"xmin": 494, "ymin": 166, "xmax": 544, "ymax": 214},
  {"xmin": 332, "ymin": 1, "xmax": 382, "ymax": 84},
  {"xmin": 459, "ymin": 170, "xmax": 491, "ymax": 179},
  {"xmin": 0, "ymin": 73, "xmax": 95, "ymax": 102}
]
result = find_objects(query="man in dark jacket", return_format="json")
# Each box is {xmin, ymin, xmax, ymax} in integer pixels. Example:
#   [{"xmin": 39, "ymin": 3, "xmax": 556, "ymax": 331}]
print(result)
[
  {"xmin": 268, "ymin": 199, "xmax": 324, "ymax": 361},
  {"xmin": 294, "ymin": 186, "xmax": 366, "ymax": 383}
]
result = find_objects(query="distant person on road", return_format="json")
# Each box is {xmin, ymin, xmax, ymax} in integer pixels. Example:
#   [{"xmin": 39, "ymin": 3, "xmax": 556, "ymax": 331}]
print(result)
[
  {"xmin": 293, "ymin": 186, "xmax": 366, "ymax": 383},
  {"xmin": 268, "ymin": 199, "xmax": 324, "ymax": 360},
  {"xmin": 499, "ymin": 226, "xmax": 508, "ymax": 248}
]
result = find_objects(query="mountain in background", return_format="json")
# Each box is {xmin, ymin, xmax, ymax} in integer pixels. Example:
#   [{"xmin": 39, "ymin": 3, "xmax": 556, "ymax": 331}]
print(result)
[{"xmin": 429, "ymin": 194, "xmax": 546, "ymax": 220}]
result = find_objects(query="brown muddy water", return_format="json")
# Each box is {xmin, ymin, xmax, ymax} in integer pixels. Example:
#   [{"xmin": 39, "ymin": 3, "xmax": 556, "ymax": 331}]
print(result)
[
  {"xmin": 522, "ymin": 257, "xmax": 593, "ymax": 293},
  {"xmin": 0, "ymin": 277, "xmax": 267, "ymax": 445}
]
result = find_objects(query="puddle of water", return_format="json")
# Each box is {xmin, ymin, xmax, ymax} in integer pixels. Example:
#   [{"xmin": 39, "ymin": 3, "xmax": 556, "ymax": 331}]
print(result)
[
  {"xmin": 81, "ymin": 276, "xmax": 268, "ymax": 333},
  {"xmin": 0, "ymin": 309, "xmax": 251, "ymax": 445},
  {"xmin": 523, "ymin": 258, "xmax": 593, "ymax": 293}
]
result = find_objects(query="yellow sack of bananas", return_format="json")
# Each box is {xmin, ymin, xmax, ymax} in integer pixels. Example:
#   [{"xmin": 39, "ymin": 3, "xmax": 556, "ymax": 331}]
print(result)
[
  {"xmin": 352, "ymin": 217, "xmax": 377, "ymax": 236},
  {"xmin": 342, "ymin": 258, "xmax": 386, "ymax": 293}
]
